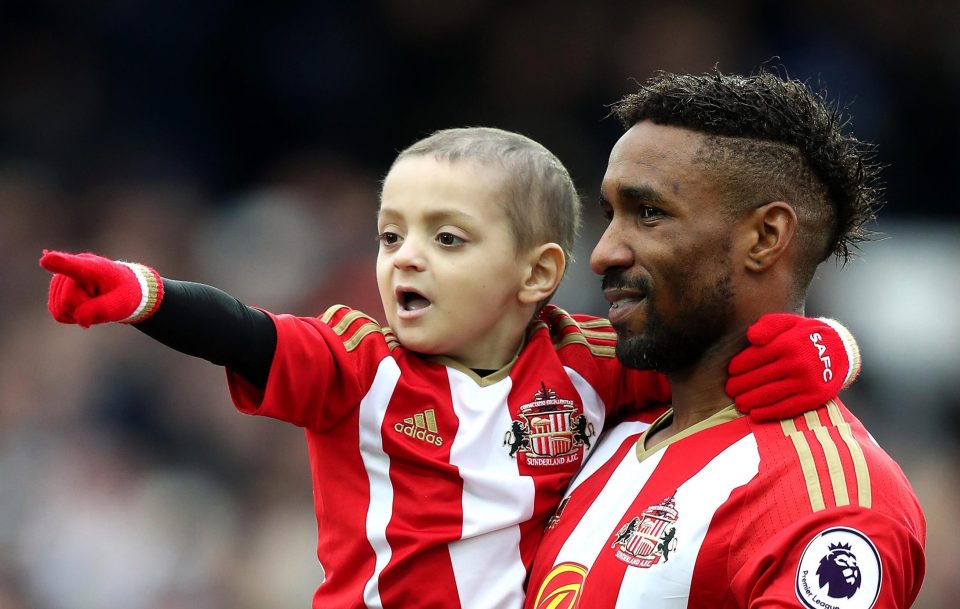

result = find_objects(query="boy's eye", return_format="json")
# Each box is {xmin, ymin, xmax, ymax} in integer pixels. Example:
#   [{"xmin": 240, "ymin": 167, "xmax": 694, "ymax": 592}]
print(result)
[
  {"xmin": 437, "ymin": 232, "xmax": 464, "ymax": 246},
  {"xmin": 378, "ymin": 231, "xmax": 401, "ymax": 246}
]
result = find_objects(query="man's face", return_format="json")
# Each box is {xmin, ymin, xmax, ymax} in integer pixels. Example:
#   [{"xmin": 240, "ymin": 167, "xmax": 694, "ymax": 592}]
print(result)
[{"xmin": 590, "ymin": 121, "xmax": 737, "ymax": 374}]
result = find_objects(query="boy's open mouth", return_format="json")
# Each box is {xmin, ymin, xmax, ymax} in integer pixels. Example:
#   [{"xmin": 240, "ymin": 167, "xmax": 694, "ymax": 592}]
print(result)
[{"xmin": 399, "ymin": 289, "xmax": 431, "ymax": 311}]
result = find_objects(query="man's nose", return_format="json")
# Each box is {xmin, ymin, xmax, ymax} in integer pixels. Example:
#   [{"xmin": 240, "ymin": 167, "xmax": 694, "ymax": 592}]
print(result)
[{"xmin": 590, "ymin": 221, "xmax": 634, "ymax": 275}]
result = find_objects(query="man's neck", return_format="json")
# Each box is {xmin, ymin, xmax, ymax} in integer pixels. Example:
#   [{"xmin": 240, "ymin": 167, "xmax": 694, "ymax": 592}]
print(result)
[{"xmin": 644, "ymin": 331, "xmax": 746, "ymax": 448}]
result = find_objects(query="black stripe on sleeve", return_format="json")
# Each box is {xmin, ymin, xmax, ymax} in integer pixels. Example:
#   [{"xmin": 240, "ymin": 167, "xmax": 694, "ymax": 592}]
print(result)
[{"xmin": 134, "ymin": 279, "xmax": 276, "ymax": 389}]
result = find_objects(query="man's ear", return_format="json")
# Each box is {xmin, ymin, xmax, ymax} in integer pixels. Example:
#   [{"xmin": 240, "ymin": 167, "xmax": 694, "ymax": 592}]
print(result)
[
  {"xmin": 519, "ymin": 243, "xmax": 566, "ymax": 304},
  {"xmin": 744, "ymin": 201, "xmax": 798, "ymax": 272}
]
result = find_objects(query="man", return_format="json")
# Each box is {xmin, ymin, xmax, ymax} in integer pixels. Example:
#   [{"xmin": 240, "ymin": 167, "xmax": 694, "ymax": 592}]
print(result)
[{"xmin": 525, "ymin": 69, "xmax": 926, "ymax": 608}]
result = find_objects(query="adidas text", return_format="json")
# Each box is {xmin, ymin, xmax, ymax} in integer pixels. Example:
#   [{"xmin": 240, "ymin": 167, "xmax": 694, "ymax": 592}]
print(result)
[{"xmin": 395, "ymin": 423, "xmax": 444, "ymax": 446}]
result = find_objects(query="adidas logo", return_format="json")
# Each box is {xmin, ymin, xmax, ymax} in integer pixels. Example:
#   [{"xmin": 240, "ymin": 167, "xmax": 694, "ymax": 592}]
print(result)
[{"xmin": 394, "ymin": 409, "xmax": 444, "ymax": 446}]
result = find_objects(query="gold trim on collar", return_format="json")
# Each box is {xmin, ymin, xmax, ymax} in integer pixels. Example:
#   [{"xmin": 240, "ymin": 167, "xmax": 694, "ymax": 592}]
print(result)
[
  {"xmin": 427, "ymin": 355, "xmax": 517, "ymax": 386},
  {"xmin": 635, "ymin": 404, "xmax": 740, "ymax": 463}
]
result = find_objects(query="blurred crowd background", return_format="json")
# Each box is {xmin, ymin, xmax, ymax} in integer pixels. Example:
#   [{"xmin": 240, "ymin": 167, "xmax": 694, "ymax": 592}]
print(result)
[{"xmin": 1, "ymin": 1, "xmax": 957, "ymax": 608}]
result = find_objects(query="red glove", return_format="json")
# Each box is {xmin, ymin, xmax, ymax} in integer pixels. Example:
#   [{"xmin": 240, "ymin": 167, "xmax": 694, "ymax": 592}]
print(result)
[
  {"xmin": 40, "ymin": 250, "xmax": 164, "ymax": 327},
  {"xmin": 726, "ymin": 313, "xmax": 861, "ymax": 421}
]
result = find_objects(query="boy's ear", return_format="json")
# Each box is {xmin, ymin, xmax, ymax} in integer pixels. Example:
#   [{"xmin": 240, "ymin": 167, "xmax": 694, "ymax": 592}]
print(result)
[
  {"xmin": 519, "ymin": 243, "xmax": 565, "ymax": 304},
  {"xmin": 743, "ymin": 201, "xmax": 798, "ymax": 272}
]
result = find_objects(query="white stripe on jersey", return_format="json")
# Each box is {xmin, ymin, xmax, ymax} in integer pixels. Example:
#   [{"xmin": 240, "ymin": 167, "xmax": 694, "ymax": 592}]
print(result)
[
  {"xmin": 565, "ymin": 366, "xmax": 606, "ymax": 462},
  {"xmin": 447, "ymin": 368, "xmax": 533, "ymax": 609},
  {"xmin": 566, "ymin": 418, "xmax": 653, "ymax": 496},
  {"xmin": 359, "ymin": 358, "xmax": 403, "ymax": 609},
  {"xmin": 554, "ymin": 445, "xmax": 668, "ymax": 569},
  {"xmin": 615, "ymin": 434, "xmax": 760, "ymax": 608}
]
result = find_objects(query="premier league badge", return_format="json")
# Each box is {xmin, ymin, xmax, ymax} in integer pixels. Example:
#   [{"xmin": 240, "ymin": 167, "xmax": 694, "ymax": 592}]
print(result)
[{"xmin": 795, "ymin": 527, "xmax": 882, "ymax": 609}]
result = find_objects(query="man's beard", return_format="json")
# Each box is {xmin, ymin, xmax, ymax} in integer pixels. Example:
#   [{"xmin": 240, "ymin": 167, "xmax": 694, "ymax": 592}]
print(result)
[{"xmin": 609, "ymin": 270, "xmax": 736, "ymax": 375}]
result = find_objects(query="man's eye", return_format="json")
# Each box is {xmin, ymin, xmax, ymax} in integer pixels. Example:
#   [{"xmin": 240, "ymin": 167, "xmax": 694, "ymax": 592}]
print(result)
[
  {"xmin": 437, "ymin": 232, "xmax": 464, "ymax": 246},
  {"xmin": 378, "ymin": 231, "xmax": 401, "ymax": 246},
  {"xmin": 638, "ymin": 205, "xmax": 662, "ymax": 220}
]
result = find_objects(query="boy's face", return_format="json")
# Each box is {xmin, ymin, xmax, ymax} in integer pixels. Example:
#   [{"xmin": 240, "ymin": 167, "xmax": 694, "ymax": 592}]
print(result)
[{"xmin": 377, "ymin": 155, "xmax": 529, "ymax": 368}]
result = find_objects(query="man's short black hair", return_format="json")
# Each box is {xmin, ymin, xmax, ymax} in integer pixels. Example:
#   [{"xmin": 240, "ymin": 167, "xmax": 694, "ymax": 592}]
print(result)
[{"xmin": 612, "ymin": 67, "xmax": 881, "ymax": 289}]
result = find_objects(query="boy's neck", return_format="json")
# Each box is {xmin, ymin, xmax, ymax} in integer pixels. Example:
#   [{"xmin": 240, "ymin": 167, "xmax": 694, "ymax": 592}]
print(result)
[{"xmin": 439, "ymin": 307, "xmax": 534, "ymax": 370}]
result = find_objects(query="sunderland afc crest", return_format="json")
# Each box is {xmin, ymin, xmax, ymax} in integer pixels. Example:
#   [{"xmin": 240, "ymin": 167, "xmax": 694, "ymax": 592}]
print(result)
[
  {"xmin": 503, "ymin": 382, "xmax": 594, "ymax": 466},
  {"xmin": 611, "ymin": 493, "xmax": 679, "ymax": 568}
]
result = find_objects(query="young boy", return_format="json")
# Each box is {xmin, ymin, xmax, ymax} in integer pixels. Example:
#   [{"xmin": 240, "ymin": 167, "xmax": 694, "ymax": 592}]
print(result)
[{"xmin": 40, "ymin": 127, "xmax": 860, "ymax": 609}]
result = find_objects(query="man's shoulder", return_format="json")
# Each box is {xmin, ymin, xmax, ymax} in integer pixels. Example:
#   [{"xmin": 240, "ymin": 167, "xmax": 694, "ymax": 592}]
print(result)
[{"xmin": 748, "ymin": 400, "xmax": 922, "ymax": 518}]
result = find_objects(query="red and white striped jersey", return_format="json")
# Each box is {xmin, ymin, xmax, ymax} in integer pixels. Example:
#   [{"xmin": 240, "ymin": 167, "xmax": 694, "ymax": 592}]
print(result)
[
  {"xmin": 226, "ymin": 304, "xmax": 670, "ymax": 609},
  {"xmin": 526, "ymin": 400, "xmax": 926, "ymax": 609}
]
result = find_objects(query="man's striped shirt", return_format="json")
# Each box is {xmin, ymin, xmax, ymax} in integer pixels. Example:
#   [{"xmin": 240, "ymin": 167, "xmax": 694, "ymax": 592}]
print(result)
[{"xmin": 525, "ymin": 400, "xmax": 925, "ymax": 609}]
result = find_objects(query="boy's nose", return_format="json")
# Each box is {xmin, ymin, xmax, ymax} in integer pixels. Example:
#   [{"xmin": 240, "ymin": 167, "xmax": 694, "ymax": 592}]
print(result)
[{"xmin": 394, "ymin": 238, "xmax": 427, "ymax": 271}]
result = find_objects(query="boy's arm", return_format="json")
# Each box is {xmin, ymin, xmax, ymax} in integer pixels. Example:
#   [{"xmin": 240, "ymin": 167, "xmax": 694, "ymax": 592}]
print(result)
[
  {"xmin": 136, "ymin": 280, "xmax": 276, "ymax": 388},
  {"xmin": 40, "ymin": 250, "xmax": 276, "ymax": 389},
  {"xmin": 726, "ymin": 314, "xmax": 862, "ymax": 421}
]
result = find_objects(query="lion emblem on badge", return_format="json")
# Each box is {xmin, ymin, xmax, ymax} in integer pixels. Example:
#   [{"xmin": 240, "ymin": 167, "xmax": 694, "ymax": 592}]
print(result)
[
  {"xmin": 816, "ymin": 542, "xmax": 862, "ymax": 599},
  {"xmin": 795, "ymin": 527, "xmax": 880, "ymax": 609}
]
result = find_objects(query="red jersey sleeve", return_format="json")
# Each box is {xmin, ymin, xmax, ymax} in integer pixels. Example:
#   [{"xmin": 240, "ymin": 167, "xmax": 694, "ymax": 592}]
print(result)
[
  {"xmin": 538, "ymin": 306, "xmax": 671, "ymax": 418},
  {"xmin": 727, "ymin": 402, "xmax": 926, "ymax": 609},
  {"xmin": 226, "ymin": 305, "xmax": 394, "ymax": 430},
  {"xmin": 730, "ymin": 507, "xmax": 925, "ymax": 609}
]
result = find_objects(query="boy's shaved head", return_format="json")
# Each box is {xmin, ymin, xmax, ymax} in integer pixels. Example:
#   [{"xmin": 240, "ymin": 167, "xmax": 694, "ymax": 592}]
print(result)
[{"xmin": 391, "ymin": 127, "xmax": 582, "ymax": 260}]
